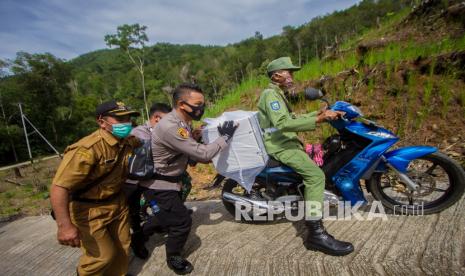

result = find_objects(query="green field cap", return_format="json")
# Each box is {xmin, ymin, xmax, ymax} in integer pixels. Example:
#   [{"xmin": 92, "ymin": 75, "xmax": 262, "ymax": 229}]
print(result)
[{"xmin": 266, "ymin": 57, "xmax": 300, "ymax": 74}]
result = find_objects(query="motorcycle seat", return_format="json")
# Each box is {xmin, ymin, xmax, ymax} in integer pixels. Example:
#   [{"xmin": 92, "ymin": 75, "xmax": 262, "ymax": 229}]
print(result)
[{"xmin": 266, "ymin": 157, "xmax": 284, "ymax": 168}]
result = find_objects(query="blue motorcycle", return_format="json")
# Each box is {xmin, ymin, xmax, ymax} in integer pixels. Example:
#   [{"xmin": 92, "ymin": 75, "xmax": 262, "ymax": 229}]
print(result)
[{"xmin": 220, "ymin": 88, "xmax": 465, "ymax": 218}]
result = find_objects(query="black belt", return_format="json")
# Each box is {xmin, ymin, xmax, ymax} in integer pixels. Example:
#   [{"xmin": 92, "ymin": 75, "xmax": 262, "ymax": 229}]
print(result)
[
  {"xmin": 153, "ymin": 173, "xmax": 183, "ymax": 183},
  {"xmin": 71, "ymin": 191, "xmax": 121, "ymax": 203}
]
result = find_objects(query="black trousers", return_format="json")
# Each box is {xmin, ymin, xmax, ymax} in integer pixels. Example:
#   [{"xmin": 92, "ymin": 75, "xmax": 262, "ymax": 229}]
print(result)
[
  {"xmin": 142, "ymin": 189, "xmax": 192, "ymax": 257},
  {"xmin": 123, "ymin": 183, "xmax": 147, "ymax": 234}
]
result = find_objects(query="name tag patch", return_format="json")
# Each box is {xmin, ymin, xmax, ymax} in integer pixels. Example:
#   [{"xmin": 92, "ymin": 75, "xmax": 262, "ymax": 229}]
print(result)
[{"xmin": 270, "ymin": 101, "xmax": 281, "ymax": 111}]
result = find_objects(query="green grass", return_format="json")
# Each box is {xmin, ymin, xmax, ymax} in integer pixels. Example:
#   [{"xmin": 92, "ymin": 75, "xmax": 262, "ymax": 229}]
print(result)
[
  {"xmin": 363, "ymin": 36, "xmax": 465, "ymax": 68},
  {"xmin": 293, "ymin": 30, "xmax": 464, "ymax": 92},
  {"xmin": 294, "ymin": 58, "xmax": 323, "ymax": 80},
  {"xmin": 0, "ymin": 159, "xmax": 57, "ymax": 218},
  {"xmin": 439, "ymin": 77, "xmax": 453, "ymax": 119},
  {"xmin": 460, "ymin": 88, "xmax": 465, "ymax": 118},
  {"xmin": 423, "ymin": 78, "xmax": 433, "ymax": 110},
  {"xmin": 422, "ymin": 60, "xmax": 436, "ymax": 108},
  {"xmin": 204, "ymin": 76, "xmax": 268, "ymax": 118},
  {"xmin": 0, "ymin": 181, "xmax": 51, "ymax": 217},
  {"xmin": 367, "ymin": 78, "xmax": 375, "ymax": 97},
  {"xmin": 292, "ymin": 34, "xmax": 465, "ymax": 98},
  {"xmin": 295, "ymin": 52, "xmax": 358, "ymax": 81}
]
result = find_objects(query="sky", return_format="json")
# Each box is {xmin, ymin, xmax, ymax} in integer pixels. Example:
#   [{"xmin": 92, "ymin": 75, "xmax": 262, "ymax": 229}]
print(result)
[{"xmin": 0, "ymin": 0, "xmax": 360, "ymax": 61}]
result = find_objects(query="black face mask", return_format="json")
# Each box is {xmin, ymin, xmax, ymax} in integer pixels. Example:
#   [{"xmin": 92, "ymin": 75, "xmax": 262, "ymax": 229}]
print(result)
[{"xmin": 182, "ymin": 102, "xmax": 205, "ymax": 121}]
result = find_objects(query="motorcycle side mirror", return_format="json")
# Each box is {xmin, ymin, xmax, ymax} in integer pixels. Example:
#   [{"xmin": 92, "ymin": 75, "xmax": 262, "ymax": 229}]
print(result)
[{"xmin": 304, "ymin": 87, "xmax": 324, "ymax": 101}]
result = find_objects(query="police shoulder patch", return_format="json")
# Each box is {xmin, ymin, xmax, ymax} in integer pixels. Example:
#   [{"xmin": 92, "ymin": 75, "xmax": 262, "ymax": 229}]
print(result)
[
  {"xmin": 270, "ymin": 101, "xmax": 281, "ymax": 111},
  {"xmin": 177, "ymin": 127, "xmax": 189, "ymax": 139}
]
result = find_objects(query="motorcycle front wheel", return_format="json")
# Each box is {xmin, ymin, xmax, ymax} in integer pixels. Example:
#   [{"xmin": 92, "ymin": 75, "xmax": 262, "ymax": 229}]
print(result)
[{"xmin": 368, "ymin": 152, "xmax": 465, "ymax": 215}]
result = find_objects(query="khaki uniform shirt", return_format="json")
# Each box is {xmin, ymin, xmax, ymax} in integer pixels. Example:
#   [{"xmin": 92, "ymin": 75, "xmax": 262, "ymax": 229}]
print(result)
[
  {"xmin": 257, "ymin": 83, "xmax": 317, "ymax": 154},
  {"xmin": 52, "ymin": 129, "xmax": 138, "ymax": 200},
  {"xmin": 151, "ymin": 110, "xmax": 228, "ymax": 190}
]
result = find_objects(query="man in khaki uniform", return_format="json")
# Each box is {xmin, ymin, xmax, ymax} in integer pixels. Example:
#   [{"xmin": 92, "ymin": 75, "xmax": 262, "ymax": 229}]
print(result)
[
  {"xmin": 50, "ymin": 100, "xmax": 140, "ymax": 276},
  {"xmin": 149, "ymin": 83, "xmax": 237, "ymax": 274}
]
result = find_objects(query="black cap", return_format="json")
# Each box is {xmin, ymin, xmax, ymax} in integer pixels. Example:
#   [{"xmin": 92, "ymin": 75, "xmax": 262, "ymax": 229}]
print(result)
[{"xmin": 96, "ymin": 100, "xmax": 141, "ymax": 118}]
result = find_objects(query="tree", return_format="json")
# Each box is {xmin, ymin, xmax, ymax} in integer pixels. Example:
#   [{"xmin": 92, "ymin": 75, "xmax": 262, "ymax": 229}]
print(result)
[
  {"xmin": 0, "ymin": 60, "xmax": 21, "ymax": 168},
  {"xmin": 282, "ymin": 25, "xmax": 303, "ymax": 65},
  {"xmin": 105, "ymin": 24, "xmax": 150, "ymax": 119},
  {"xmin": 12, "ymin": 52, "xmax": 74, "ymax": 145},
  {"xmin": 0, "ymin": 59, "xmax": 8, "ymax": 77}
]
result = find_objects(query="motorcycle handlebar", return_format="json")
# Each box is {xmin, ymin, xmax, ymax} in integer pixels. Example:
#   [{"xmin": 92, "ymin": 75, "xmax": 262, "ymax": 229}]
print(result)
[
  {"xmin": 304, "ymin": 87, "xmax": 350, "ymax": 121},
  {"xmin": 304, "ymin": 87, "xmax": 324, "ymax": 101}
]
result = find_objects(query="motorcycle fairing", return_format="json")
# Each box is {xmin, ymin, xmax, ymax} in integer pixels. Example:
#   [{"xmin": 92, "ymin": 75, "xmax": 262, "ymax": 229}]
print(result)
[
  {"xmin": 330, "ymin": 121, "xmax": 399, "ymax": 205},
  {"xmin": 376, "ymin": 146, "xmax": 438, "ymax": 173}
]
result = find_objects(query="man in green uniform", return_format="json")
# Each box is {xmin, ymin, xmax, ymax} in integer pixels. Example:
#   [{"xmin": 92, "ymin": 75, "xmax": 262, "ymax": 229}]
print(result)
[
  {"xmin": 50, "ymin": 100, "xmax": 140, "ymax": 275},
  {"xmin": 257, "ymin": 57, "xmax": 354, "ymax": 256}
]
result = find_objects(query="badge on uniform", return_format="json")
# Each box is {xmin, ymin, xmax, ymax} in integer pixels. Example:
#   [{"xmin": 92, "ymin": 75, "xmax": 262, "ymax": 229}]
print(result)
[
  {"xmin": 177, "ymin": 128, "xmax": 189, "ymax": 139},
  {"xmin": 270, "ymin": 101, "xmax": 281, "ymax": 111}
]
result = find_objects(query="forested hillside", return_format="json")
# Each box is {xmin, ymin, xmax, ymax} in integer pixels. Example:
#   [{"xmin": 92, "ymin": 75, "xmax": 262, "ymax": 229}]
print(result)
[{"xmin": 0, "ymin": 0, "xmax": 410, "ymax": 165}]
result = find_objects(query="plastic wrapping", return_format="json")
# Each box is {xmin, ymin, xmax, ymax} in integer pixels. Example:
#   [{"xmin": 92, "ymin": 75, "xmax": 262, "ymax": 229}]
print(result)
[{"xmin": 202, "ymin": 111, "xmax": 269, "ymax": 192}]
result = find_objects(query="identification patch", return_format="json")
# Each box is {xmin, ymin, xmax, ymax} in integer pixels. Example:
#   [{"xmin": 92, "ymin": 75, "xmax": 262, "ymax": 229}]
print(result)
[
  {"xmin": 177, "ymin": 127, "xmax": 189, "ymax": 139},
  {"xmin": 270, "ymin": 101, "xmax": 281, "ymax": 111}
]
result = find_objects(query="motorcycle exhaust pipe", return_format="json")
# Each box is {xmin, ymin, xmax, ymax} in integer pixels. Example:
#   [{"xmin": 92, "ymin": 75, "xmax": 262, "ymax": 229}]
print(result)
[
  {"xmin": 324, "ymin": 190, "xmax": 340, "ymax": 206},
  {"xmin": 222, "ymin": 190, "xmax": 340, "ymax": 211},
  {"xmin": 222, "ymin": 192, "xmax": 280, "ymax": 211}
]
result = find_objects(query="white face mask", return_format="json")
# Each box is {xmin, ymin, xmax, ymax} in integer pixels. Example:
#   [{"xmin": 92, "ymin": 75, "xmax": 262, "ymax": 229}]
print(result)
[{"xmin": 274, "ymin": 71, "xmax": 295, "ymax": 92}]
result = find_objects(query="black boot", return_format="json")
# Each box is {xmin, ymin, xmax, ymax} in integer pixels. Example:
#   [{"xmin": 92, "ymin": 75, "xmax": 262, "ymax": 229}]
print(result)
[
  {"xmin": 304, "ymin": 220, "xmax": 354, "ymax": 256},
  {"xmin": 167, "ymin": 255, "xmax": 193, "ymax": 275},
  {"xmin": 131, "ymin": 231, "xmax": 149, "ymax": 259}
]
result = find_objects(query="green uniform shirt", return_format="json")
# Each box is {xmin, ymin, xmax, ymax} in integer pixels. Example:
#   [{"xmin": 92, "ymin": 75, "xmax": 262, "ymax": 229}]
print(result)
[{"xmin": 257, "ymin": 83, "xmax": 317, "ymax": 154}]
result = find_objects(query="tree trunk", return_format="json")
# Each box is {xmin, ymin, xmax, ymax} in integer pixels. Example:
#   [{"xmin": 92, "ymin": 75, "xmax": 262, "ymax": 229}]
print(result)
[
  {"xmin": 140, "ymin": 66, "xmax": 149, "ymax": 120},
  {"xmin": 125, "ymin": 49, "xmax": 149, "ymax": 120},
  {"xmin": 51, "ymin": 121, "xmax": 58, "ymax": 145},
  {"xmin": 0, "ymin": 92, "xmax": 20, "ymax": 165},
  {"xmin": 210, "ymin": 78, "xmax": 218, "ymax": 100},
  {"xmin": 14, "ymin": 168, "xmax": 22, "ymax": 178},
  {"xmin": 314, "ymin": 36, "xmax": 319, "ymax": 59}
]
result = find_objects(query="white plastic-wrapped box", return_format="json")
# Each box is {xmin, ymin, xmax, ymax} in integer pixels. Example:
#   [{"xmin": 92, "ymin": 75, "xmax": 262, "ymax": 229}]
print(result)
[{"xmin": 202, "ymin": 111, "xmax": 269, "ymax": 192}]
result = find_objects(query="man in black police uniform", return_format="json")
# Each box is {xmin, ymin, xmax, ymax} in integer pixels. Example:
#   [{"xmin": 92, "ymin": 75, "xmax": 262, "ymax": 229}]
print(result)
[{"xmin": 150, "ymin": 83, "xmax": 237, "ymax": 274}]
